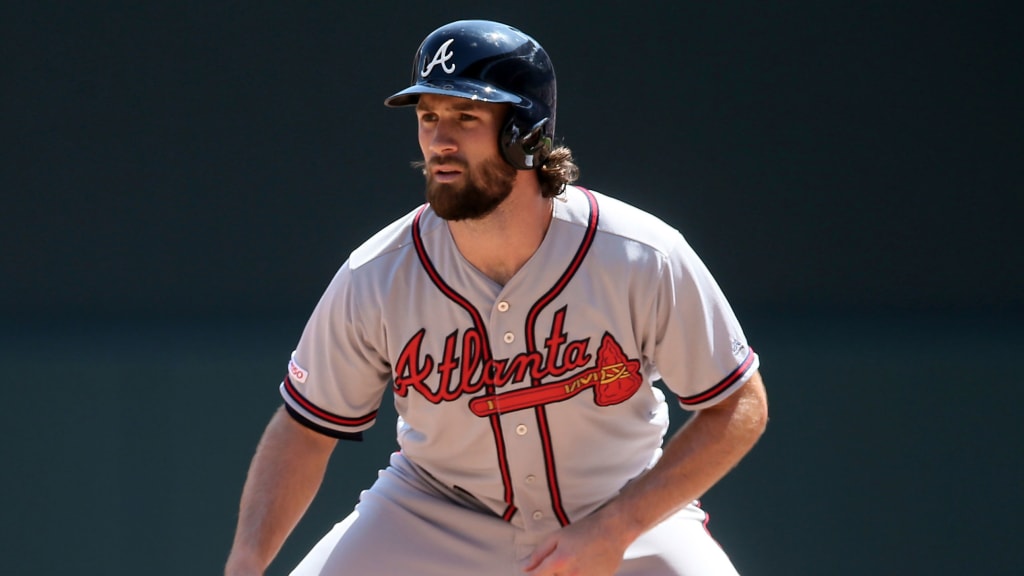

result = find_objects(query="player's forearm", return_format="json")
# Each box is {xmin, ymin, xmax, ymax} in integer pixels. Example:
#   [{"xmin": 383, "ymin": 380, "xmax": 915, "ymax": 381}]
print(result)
[
  {"xmin": 594, "ymin": 373, "xmax": 768, "ymax": 545},
  {"xmin": 226, "ymin": 406, "xmax": 337, "ymax": 576}
]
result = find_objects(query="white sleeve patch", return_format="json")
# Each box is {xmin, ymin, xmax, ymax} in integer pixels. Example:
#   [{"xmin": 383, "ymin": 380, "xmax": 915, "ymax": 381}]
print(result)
[{"xmin": 288, "ymin": 352, "xmax": 309, "ymax": 384}]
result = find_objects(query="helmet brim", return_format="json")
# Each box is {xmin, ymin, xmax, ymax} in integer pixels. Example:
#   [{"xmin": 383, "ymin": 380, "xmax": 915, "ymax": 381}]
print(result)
[{"xmin": 384, "ymin": 79, "xmax": 525, "ymax": 108}]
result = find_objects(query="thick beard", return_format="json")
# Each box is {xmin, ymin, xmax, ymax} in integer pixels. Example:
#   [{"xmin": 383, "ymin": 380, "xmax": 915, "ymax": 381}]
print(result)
[{"xmin": 425, "ymin": 155, "xmax": 517, "ymax": 221}]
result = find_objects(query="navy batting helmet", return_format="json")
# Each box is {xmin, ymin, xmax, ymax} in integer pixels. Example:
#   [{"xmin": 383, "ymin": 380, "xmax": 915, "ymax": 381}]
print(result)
[{"xmin": 384, "ymin": 20, "xmax": 557, "ymax": 171}]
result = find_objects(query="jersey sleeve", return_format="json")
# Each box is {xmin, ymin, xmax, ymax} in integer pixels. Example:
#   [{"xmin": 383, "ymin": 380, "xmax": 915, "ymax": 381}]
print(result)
[
  {"xmin": 279, "ymin": 260, "xmax": 392, "ymax": 437},
  {"xmin": 649, "ymin": 234, "xmax": 759, "ymax": 411}
]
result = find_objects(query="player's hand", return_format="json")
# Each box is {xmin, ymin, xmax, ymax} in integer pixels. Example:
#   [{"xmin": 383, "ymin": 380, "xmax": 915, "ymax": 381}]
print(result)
[{"xmin": 520, "ymin": 514, "xmax": 630, "ymax": 576}]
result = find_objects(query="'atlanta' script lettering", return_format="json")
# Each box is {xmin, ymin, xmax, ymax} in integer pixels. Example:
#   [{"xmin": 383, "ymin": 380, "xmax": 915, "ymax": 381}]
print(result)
[{"xmin": 394, "ymin": 308, "xmax": 592, "ymax": 403}]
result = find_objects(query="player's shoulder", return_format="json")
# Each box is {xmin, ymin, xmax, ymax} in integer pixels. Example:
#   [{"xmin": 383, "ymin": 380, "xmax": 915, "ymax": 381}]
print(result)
[
  {"xmin": 348, "ymin": 204, "xmax": 441, "ymax": 269},
  {"xmin": 562, "ymin": 185, "xmax": 685, "ymax": 251}
]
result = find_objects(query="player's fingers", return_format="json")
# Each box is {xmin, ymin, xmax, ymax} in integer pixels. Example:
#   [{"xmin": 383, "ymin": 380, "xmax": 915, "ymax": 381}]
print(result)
[{"xmin": 521, "ymin": 538, "xmax": 559, "ymax": 573}]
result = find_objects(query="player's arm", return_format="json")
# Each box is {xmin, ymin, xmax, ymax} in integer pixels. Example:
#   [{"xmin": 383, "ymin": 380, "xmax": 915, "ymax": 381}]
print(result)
[
  {"xmin": 524, "ymin": 371, "xmax": 768, "ymax": 576},
  {"xmin": 225, "ymin": 405, "xmax": 338, "ymax": 576},
  {"xmin": 605, "ymin": 370, "xmax": 768, "ymax": 535}
]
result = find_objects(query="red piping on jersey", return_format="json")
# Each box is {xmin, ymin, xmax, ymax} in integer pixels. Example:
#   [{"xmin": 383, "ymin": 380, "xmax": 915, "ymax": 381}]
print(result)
[
  {"xmin": 282, "ymin": 376, "xmax": 378, "ymax": 427},
  {"xmin": 694, "ymin": 500, "xmax": 725, "ymax": 548},
  {"xmin": 678, "ymin": 348, "xmax": 756, "ymax": 406},
  {"xmin": 524, "ymin": 186, "xmax": 600, "ymax": 527},
  {"xmin": 412, "ymin": 205, "xmax": 518, "ymax": 522}
]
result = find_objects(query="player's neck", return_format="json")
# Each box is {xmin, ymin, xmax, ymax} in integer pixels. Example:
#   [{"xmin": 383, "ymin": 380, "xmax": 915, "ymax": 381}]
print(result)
[{"xmin": 447, "ymin": 178, "xmax": 552, "ymax": 286}]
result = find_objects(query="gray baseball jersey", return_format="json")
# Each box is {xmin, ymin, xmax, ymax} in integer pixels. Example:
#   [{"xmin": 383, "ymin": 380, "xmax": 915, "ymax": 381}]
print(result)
[{"xmin": 281, "ymin": 184, "xmax": 758, "ymax": 535}]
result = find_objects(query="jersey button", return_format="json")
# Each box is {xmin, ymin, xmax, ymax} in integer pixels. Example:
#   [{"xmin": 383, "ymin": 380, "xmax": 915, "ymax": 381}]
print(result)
[
  {"xmin": 532, "ymin": 511, "xmax": 543, "ymax": 520},
  {"xmin": 503, "ymin": 332, "xmax": 515, "ymax": 343},
  {"xmin": 515, "ymin": 424, "xmax": 528, "ymax": 436},
  {"xmin": 525, "ymin": 475, "xmax": 536, "ymax": 484},
  {"xmin": 497, "ymin": 301, "xmax": 510, "ymax": 312}
]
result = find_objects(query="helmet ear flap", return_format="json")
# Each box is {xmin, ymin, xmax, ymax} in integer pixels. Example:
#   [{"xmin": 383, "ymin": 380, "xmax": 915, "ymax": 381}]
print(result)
[{"xmin": 500, "ymin": 116, "xmax": 552, "ymax": 170}]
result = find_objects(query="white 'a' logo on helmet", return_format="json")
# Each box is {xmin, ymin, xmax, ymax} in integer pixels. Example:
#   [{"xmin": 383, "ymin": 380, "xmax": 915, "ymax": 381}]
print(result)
[{"xmin": 421, "ymin": 38, "xmax": 456, "ymax": 77}]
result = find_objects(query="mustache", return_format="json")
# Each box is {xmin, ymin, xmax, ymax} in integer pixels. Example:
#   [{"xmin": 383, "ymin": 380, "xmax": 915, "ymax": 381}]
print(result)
[
  {"xmin": 430, "ymin": 156, "xmax": 467, "ymax": 169},
  {"xmin": 412, "ymin": 157, "xmax": 468, "ymax": 176}
]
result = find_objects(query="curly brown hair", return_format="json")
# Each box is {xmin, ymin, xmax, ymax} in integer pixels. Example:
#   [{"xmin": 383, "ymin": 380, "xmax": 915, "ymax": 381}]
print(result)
[{"xmin": 537, "ymin": 146, "xmax": 580, "ymax": 198}]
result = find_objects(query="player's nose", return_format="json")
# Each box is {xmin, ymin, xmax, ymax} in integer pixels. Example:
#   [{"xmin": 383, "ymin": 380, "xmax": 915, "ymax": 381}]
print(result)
[{"xmin": 427, "ymin": 122, "xmax": 458, "ymax": 155}]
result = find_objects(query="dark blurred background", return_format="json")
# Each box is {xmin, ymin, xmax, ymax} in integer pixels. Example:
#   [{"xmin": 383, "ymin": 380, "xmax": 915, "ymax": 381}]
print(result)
[{"xmin": 2, "ymin": 1, "xmax": 1021, "ymax": 574}]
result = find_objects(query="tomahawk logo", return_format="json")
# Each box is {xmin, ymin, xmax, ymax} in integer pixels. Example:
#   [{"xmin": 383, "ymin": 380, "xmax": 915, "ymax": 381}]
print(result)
[
  {"xmin": 421, "ymin": 38, "xmax": 456, "ymax": 77},
  {"xmin": 469, "ymin": 334, "xmax": 643, "ymax": 417}
]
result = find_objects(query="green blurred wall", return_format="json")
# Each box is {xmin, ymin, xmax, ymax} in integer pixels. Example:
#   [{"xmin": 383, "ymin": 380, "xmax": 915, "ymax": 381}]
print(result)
[{"xmin": 2, "ymin": 1, "xmax": 1021, "ymax": 574}]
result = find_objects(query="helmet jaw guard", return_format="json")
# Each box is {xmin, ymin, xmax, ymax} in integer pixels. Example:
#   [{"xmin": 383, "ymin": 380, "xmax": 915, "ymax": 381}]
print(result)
[{"xmin": 385, "ymin": 20, "xmax": 557, "ymax": 171}]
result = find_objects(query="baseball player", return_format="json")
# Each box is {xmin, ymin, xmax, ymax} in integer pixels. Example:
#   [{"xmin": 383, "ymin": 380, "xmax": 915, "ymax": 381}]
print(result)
[{"xmin": 225, "ymin": 19, "xmax": 768, "ymax": 576}]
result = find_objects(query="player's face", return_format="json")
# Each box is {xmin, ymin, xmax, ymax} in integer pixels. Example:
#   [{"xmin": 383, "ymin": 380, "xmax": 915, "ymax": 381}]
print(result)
[{"xmin": 416, "ymin": 95, "xmax": 517, "ymax": 221}]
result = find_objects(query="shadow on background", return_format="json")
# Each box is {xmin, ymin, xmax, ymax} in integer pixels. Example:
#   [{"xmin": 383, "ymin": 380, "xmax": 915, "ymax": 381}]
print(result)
[{"xmin": 2, "ymin": 310, "xmax": 1020, "ymax": 574}]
